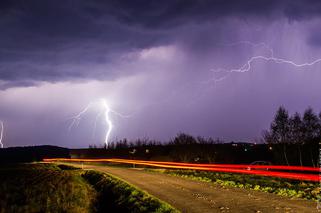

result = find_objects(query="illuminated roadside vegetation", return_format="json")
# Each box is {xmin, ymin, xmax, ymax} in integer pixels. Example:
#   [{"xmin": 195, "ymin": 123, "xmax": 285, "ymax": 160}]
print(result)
[
  {"xmin": 151, "ymin": 169, "xmax": 320, "ymax": 201},
  {"xmin": 82, "ymin": 170, "xmax": 178, "ymax": 213},
  {"xmin": 0, "ymin": 163, "xmax": 95, "ymax": 213},
  {"xmin": 0, "ymin": 163, "xmax": 178, "ymax": 213}
]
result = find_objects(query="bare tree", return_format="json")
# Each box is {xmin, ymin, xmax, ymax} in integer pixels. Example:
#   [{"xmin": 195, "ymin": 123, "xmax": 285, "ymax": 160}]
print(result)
[{"xmin": 264, "ymin": 106, "xmax": 290, "ymax": 165}]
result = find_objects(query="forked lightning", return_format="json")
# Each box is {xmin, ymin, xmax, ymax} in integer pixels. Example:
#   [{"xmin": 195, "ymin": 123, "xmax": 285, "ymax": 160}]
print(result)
[{"xmin": 69, "ymin": 99, "xmax": 129, "ymax": 146}]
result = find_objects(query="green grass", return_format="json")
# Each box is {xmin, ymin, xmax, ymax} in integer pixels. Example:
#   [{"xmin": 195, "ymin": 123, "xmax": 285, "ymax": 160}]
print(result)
[
  {"xmin": 0, "ymin": 163, "xmax": 96, "ymax": 213},
  {"xmin": 82, "ymin": 170, "xmax": 179, "ymax": 213},
  {"xmin": 148, "ymin": 169, "xmax": 321, "ymax": 201},
  {"xmin": 0, "ymin": 163, "xmax": 179, "ymax": 213}
]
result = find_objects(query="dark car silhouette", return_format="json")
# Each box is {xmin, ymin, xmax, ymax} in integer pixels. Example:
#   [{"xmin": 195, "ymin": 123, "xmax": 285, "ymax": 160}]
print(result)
[{"xmin": 247, "ymin": 161, "xmax": 272, "ymax": 170}]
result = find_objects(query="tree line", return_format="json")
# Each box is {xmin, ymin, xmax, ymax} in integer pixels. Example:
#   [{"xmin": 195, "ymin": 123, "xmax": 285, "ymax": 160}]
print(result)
[
  {"xmin": 263, "ymin": 106, "xmax": 321, "ymax": 166},
  {"xmin": 85, "ymin": 135, "xmax": 270, "ymax": 164},
  {"xmin": 83, "ymin": 106, "xmax": 321, "ymax": 166}
]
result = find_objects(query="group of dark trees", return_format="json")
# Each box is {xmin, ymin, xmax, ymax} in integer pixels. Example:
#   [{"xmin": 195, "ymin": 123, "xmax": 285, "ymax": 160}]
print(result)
[
  {"xmin": 82, "ymin": 106, "xmax": 321, "ymax": 167},
  {"xmin": 263, "ymin": 107, "xmax": 321, "ymax": 167},
  {"xmin": 82, "ymin": 135, "xmax": 272, "ymax": 164},
  {"xmin": 2, "ymin": 106, "xmax": 318, "ymax": 166},
  {"xmin": 0, "ymin": 145, "xmax": 70, "ymax": 163}
]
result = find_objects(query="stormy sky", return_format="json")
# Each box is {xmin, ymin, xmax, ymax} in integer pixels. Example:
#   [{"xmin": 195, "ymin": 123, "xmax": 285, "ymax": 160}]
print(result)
[{"xmin": 1, "ymin": 0, "xmax": 321, "ymax": 148}]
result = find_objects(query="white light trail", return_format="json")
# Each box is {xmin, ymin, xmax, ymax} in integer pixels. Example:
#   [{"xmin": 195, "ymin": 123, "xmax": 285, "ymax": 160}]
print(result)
[
  {"xmin": 209, "ymin": 41, "xmax": 321, "ymax": 84},
  {"xmin": 69, "ymin": 99, "xmax": 129, "ymax": 146},
  {"xmin": 0, "ymin": 121, "xmax": 4, "ymax": 148}
]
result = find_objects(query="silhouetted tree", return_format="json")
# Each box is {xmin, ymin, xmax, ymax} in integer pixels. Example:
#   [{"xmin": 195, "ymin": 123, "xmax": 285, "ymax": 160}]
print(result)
[
  {"xmin": 89, "ymin": 144, "xmax": 98, "ymax": 149},
  {"xmin": 172, "ymin": 133, "xmax": 198, "ymax": 145},
  {"xmin": 264, "ymin": 106, "xmax": 290, "ymax": 165},
  {"xmin": 302, "ymin": 108, "xmax": 319, "ymax": 167},
  {"xmin": 262, "ymin": 130, "xmax": 275, "ymax": 144},
  {"xmin": 170, "ymin": 133, "xmax": 198, "ymax": 162},
  {"xmin": 289, "ymin": 112, "xmax": 304, "ymax": 166},
  {"xmin": 196, "ymin": 136, "xmax": 217, "ymax": 163}
]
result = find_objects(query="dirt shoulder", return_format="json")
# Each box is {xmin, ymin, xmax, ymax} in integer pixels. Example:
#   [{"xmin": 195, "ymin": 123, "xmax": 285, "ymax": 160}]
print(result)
[{"xmin": 68, "ymin": 163, "xmax": 319, "ymax": 213}]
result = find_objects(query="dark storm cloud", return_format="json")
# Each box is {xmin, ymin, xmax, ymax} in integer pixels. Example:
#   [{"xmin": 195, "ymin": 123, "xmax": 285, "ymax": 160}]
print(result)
[
  {"xmin": 87, "ymin": 0, "xmax": 321, "ymax": 27},
  {"xmin": 1, "ymin": 0, "xmax": 321, "ymax": 148},
  {"xmin": 282, "ymin": 0, "xmax": 321, "ymax": 21},
  {"xmin": 1, "ymin": 0, "xmax": 321, "ymax": 88},
  {"xmin": 307, "ymin": 28, "xmax": 321, "ymax": 47},
  {"xmin": 0, "ymin": 0, "xmax": 169, "ymax": 85},
  {"xmin": 0, "ymin": 80, "xmax": 37, "ymax": 90}
]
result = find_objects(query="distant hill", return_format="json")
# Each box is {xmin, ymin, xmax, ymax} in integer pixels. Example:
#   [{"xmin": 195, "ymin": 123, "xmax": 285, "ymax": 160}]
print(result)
[{"xmin": 0, "ymin": 145, "xmax": 70, "ymax": 163}]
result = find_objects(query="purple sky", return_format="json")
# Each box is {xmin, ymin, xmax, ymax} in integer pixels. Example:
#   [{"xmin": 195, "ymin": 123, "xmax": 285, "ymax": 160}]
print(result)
[{"xmin": 0, "ymin": 0, "xmax": 321, "ymax": 148}]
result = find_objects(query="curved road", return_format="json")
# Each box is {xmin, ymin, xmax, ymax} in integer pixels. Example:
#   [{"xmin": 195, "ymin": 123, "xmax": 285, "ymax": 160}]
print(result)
[{"xmin": 70, "ymin": 163, "xmax": 318, "ymax": 213}]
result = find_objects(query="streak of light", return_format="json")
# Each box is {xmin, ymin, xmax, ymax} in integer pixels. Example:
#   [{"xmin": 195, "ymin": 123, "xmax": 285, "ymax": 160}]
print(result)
[
  {"xmin": 98, "ymin": 158, "xmax": 321, "ymax": 172},
  {"xmin": 44, "ymin": 158, "xmax": 320, "ymax": 182},
  {"xmin": 69, "ymin": 99, "xmax": 130, "ymax": 146},
  {"xmin": 209, "ymin": 41, "xmax": 321, "ymax": 84}
]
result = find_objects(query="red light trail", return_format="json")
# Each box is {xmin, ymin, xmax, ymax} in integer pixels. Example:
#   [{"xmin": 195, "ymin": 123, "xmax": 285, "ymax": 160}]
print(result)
[
  {"xmin": 44, "ymin": 158, "xmax": 320, "ymax": 182},
  {"xmin": 100, "ymin": 158, "xmax": 320, "ymax": 172}
]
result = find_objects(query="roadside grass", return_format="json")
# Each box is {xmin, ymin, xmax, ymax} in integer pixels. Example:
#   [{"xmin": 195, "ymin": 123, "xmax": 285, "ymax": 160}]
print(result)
[
  {"xmin": 82, "ymin": 170, "xmax": 179, "ymax": 213},
  {"xmin": 0, "ymin": 163, "xmax": 179, "ymax": 213},
  {"xmin": 52, "ymin": 161, "xmax": 320, "ymax": 201},
  {"xmin": 0, "ymin": 163, "xmax": 96, "ymax": 213},
  {"xmin": 147, "ymin": 169, "xmax": 321, "ymax": 201}
]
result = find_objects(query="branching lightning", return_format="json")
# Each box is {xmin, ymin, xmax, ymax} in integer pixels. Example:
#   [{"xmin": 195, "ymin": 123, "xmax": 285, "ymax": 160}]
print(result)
[
  {"xmin": 69, "ymin": 99, "xmax": 129, "ymax": 146},
  {"xmin": 101, "ymin": 99, "xmax": 112, "ymax": 145},
  {"xmin": 68, "ymin": 103, "xmax": 93, "ymax": 131},
  {"xmin": 0, "ymin": 121, "xmax": 4, "ymax": 148},
  {"xmin": 209, "ymin": 41, "xmax": 321, "ymax": 84}
]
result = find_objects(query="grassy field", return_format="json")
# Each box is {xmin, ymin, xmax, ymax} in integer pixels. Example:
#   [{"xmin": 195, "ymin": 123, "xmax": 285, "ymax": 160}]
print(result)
[
  {"xmin": 82, "ymin": 170, "xmax": 178, "ymax": 213},
  {"xmin": 0, "ymin": 163, "xmax": 178, "ymax": 213},
  {"xmin": 147, "ymin": 169, "xmax": 321, "ymax": 201},
  {"xmin": 0, "ymin": 163, "xmax": 95, "ymax": 213}
]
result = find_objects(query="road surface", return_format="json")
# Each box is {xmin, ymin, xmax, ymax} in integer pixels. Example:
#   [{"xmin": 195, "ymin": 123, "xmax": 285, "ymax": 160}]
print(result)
[{"xmin": 68, "ymin": 163, "xmax": 318, "ymax": 213}]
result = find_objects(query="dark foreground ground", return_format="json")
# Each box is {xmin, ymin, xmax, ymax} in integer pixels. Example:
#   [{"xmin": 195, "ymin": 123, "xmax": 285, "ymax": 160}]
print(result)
[
  {"xmin": 67, "ymin": 163, "xmax": 319, "ymax": 213},
  {"xmin": 0, "ymin": 163, "xmax": 176, "ymax": 213}
]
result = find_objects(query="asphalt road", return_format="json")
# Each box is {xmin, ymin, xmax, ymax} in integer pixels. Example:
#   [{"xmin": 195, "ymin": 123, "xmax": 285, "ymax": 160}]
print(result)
[{"xmin": 68, "ymin": 163, "xmax": 319, "ymax": 213}]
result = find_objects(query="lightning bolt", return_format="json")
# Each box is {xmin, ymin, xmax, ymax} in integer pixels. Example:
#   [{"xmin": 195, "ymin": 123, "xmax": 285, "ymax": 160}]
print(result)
[
  {"xmin": 0, "ymin": 121, "xmax": 4, "ymax": 148},
  {"xmin": 69, "ymin": 99, "xmax": 129, "ymax": 146},
  {"xmin": 68, "ymin": 103, "xmax": 93, "ymax": 131},
  {"xmin": 101, "ymin": 99, "xmax": 112, "ymax": 146},
  {"xmin": 209, "ymin": 41, "xmax": 321, "ymax": 84}
]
